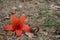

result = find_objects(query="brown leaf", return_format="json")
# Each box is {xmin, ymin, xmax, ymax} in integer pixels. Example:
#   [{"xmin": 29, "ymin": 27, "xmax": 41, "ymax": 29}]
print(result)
[{"xmin": 54, "ymin": 30, "xmax": 60, "ymax": 34}]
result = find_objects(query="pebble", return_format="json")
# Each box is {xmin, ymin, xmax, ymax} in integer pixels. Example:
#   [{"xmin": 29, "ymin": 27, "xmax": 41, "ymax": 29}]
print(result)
[
  {"xmin": 11, "ymin": 6, "xmax": 17, "ymax": 10},
  {"xmin": 24, "ymin": 32, "xmax": 37, "ymax": 38},
  {"xmin": 18, "ymin": 5, "xmax": 22, "ymax": 8},
  {"xmin": 6, "ymin": 31, "xmax": 14, "ymax": 36},
  {"xmin": 55, "ymin": 11, "xmax": 60, "ymax": 17}
]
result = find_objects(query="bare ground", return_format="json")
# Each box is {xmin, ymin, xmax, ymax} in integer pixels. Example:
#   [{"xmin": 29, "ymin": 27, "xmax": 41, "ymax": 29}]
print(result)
[{"xmin": 0, "ymin": 0, "xmax": 60, "ymax": 40}]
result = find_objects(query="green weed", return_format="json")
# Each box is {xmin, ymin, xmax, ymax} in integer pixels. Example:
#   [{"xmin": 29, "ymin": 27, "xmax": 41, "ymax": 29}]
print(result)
[
  {"xmin": 0, "ymin": 0, "xmax": 3, "ymax": 3},
  {"xmin": 44, "ymin": 16, "xmax": 60, "ymax": 29}
]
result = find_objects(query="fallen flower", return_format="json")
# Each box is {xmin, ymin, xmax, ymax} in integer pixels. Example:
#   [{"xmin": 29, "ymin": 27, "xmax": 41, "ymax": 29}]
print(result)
[{"xmin": 4, "ymin": 13, "xmax": 31, "ymax": 37}]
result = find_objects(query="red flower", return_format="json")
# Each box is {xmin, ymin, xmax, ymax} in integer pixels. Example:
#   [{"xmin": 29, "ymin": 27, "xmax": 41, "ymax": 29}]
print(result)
[{"xmin": 4, "ymin": 14, "xmax": 31, "ymax": 37}]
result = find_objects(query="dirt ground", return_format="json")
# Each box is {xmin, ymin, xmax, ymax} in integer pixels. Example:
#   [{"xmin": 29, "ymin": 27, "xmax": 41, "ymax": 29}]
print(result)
[{"xmin": 0, "ymin": 0, "xmax": 60, "ymax": 40}]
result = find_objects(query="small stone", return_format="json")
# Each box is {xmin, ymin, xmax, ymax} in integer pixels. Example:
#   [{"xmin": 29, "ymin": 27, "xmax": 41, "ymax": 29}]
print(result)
[
  {"xmin": 11, "ymin": 6, "xmax": 17, "ymax": 10},
  {"xmin": 22, "ymin": 14, "xmax": 25, "ymax": 16},
  {"xmin": 40, "ymin": 30, "xmax": 48, "ymax": 35},
  {"xmin": 50, "ymin": 4, "xmax": 60, "ymax": 10},
  {"xmin": 55, "ymin": 11, "xmax": 60, "ymax": 17},
  {"xmin": 6, "ymin": 31, "xmax": 14, "ymax": 36},
  {"xmin": 0, "ymin": 35, "xmax": 4, "ymax": 40},
  {"xmin": 24, "ymin": 32, "xmax": 37, "ymax": 38},
  {"xmin": 18, "ymin": 5, "xmax": 22, "ymax": 8},
  {"xmin": 50, "ymin": 4, "xmax": 56, "ymax": 10},
  {"xmin": 43, "ymin": 32, "xmax": 48, "ymax": 35}
]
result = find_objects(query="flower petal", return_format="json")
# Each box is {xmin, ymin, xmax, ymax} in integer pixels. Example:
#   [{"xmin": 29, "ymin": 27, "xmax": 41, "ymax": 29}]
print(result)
[
  {"xmin": 22, "ymin": 24, "xmax": 31, "ymax": 32},
  {"xmin": 4, "ymin": 24, "xmax": 14, "ymax": 31},
  {"xmin": 15, "ymin": 29, "xmax": 22, "ymax": 37},
  {"xmin": 18, "ymin": 15, "xmax": 26, "ymax": 25},
  {"xmin": 10, "ymin": 14, "xmax": 17, "ymax": 26}
]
